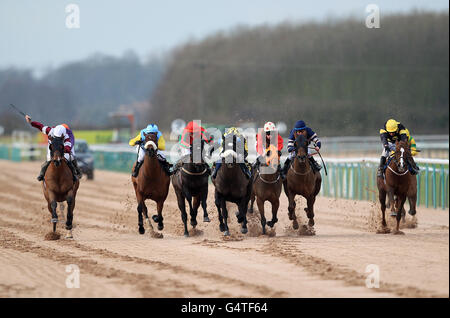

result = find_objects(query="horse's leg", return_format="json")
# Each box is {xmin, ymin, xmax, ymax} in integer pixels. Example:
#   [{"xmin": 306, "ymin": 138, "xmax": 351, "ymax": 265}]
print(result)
[
  {"xmin": 389, "ymin": 192, "xmax": 396, "ymax": 216},
  {"xmin": 256, "ymin": 197, "xmax": 266, "ymax": 235},
  {"xmin": 394, "ymin": 195, "xmax": 407, "ymax": 235},
  {"xmin": 305, "ymin": 196, "xmax": 316, "ymax": 227},
  {"xmin": 408, "ymin": 193, "xmax": 417, "ymax": 216},
  {"xmin": 200, "ymin": 189, "xmax": 210, "ymax": 222},
  {"xmin": 176, "ymin": 192, "xmax": 189, "ymax": 237},
  {"xmin": 249, "ymin": 188, "xmax": 255, "ymax": 214},
  {"xmin": 267, "ymin": 198, "xmax": 279, "ymax": 228},
  {"xmin": 215, "ymin": 191, "xmax": 225, "ymax": 232},
  {"xmin": 287, "ymin": 192, "xmax": 298, "ymax": 230},
  {"xmin": 156, "ymin": 200, "xmax": 164, "ymax": 231},
  {"xmin": 48, "ymin": 195, "xmax": 58, "ymax": 232},
  {"xmin": 238, "ymin": 199, "xmax": 248, "ymax": 235},
  {"xmin": 221, "ymin": 198, "xmax": 230, "ymax": 236},
  {"xmin": 188, "ymin": 194, "xmax": 198, "ymax": 228},
  {"xmin": 379, "ymin": 189, "xmax": 388, "ymax": 230},
  {"xmin": 137, "ymin": 200, "xmax": 146, "ymax": 234},
  {"xmin": 65, "ymin": 192, "xmax": 75, "ymax": 238}
]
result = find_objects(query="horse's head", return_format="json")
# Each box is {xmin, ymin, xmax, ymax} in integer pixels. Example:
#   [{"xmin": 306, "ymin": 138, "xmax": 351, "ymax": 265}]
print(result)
[
  {"xmin": 221, "ymin": 134, "xmax": 244, "ymax": 168},
  {"xmin": 393, "ymin": 140, "xmax": 411, "ymax": 173},
  {"xmin": 143, "ymin": 132, "xmax": 158, "ymax": 157},
  {"xmin": 49, "ymin": 136, "xmax": 65, "ymax": 167},
  {"xmin": 294, "ymin": 134, "xmax": 308, "ymax": 164}
]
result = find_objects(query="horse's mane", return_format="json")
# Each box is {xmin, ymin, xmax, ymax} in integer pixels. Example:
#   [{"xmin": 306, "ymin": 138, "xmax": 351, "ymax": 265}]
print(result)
[{"xmin": 395, "ymin": 140, "xmax": 411, "ymax": 157}]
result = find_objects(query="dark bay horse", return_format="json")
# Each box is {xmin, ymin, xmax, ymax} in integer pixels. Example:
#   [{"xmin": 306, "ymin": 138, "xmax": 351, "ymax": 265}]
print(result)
[
  {"xmin": 172, "ymin": 142, "xmax": 210, "ymax": 237},
  {"xmin": 283, "ymin": 134, "xmax": 322, "ymax": 233},
  {"xmin": 131, "ymin": 132, "xmax": 170, "ymax": 237},
  {"xmin": 212, "ymin": 138, "xmax": 252, "ymax": 236},
  {"xmin": 249, "ymin": 144, "xmax": 282, "ymax": 235},
  {"xmin": 377, "ymin": 140, "xmax": 415, "ymax": 234},
  {"xmin": 43, "ymin": 137, "xmax": 79, "ymax": 239}
]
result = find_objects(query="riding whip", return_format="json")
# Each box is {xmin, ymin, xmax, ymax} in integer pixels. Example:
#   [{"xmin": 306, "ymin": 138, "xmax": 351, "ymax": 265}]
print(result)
[
  {"xmin": 308, "ymin": 146, "xmax": 328, "ymax": 176},
  {"xmin": 9, "ymin": 103, "xmax": 27, "ymax": 117}
]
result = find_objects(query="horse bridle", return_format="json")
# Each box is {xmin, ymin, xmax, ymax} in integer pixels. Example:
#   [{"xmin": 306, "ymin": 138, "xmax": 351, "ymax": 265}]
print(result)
[
  {"xmin": 50, "ymin": 137, "xmax": 65, "ymax": 164},
  {"xmin": 181, "ymin": 166, "xmax": 208, "ymax": 176},
  {"xmin": 256, "ymin": 163, "xmax": 280, "ymax": 184},
  {"xmin": 388, "ymin": 147, "xmax": 410, "ymax": 176}
]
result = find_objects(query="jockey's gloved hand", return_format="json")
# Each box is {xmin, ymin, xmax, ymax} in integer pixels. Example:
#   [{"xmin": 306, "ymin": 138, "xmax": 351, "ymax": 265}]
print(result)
[{"xmin": 384, "ymin": 144, "xmax": 390, "ymax": 152}]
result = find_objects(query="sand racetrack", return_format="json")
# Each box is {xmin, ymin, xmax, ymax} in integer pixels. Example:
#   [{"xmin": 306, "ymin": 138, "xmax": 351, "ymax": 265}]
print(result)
[{"xmin": 0, "ymin": 160, "xmax": 448, "ymax": 298}]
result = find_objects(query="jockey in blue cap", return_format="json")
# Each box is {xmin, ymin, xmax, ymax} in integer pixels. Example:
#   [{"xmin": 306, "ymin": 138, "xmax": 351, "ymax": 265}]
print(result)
[
  {"xmin": 282, "ymin": 120, "xmax": 322, "ymax": 177},
  {"xmin": 129, "ymin": 124, "xmax": 171, "ymax": 177}
]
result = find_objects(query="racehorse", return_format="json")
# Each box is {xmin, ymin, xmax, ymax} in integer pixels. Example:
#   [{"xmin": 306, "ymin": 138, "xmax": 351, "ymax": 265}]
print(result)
[
  {"xmin": 131, "ymin": 132, "xmax": 170, "ymax": 236},
  {"xmin": 42, "ymin": 136, "xmax": 79, "ymax": 238},
  {"xmin": 283, "ymin": 134, "xmax": 322, "ymax": 233},
  {"xmin": 249, "ymin": 144, "xmax": 282, "ymax": 235},
  {"xmin": 377, "ymin": 140, "xmax": 415, "ymax": 234},
  {"xmin": 172, "ymin": 141, "xmax": 210, "ymax": 237},
  {"xmin": 212, "ymin": 136, "xmax": 252, "ymax": 236}
]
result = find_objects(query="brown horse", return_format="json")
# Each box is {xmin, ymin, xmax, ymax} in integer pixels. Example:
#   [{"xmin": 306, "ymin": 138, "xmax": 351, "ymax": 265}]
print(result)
[
  {"xmin": 249, "ymin": 144, "xmax": 282, "ymax": 235},
  {"xmin": 377, "ymin": 140, "xmax": 415, "ymax": 234},
  {"xmin": 131, "ymin": 132, "xmax": 170, "ymax": 237},
  {"xmin": 172, "ymin": 141, "xmax": 210, "ymax": 237},
  {"xmin": 43, "ymin": 137, "xmax": 79, "ymax": 238},
  {"xmin": 283, "ymin": 134, "xmax": 321, "ymax": 232}
]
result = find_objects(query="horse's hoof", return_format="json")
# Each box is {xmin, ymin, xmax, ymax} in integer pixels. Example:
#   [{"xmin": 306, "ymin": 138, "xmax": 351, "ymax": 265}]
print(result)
[
  {"xmin": 292, "ymin": 220, "xmax": 299, "ymax": 230},
  {"xmin": 184, "ymin": 232, "xmax": 189, "ymax": 238},
  {"xmin": 241, "ymin": 227, "xmax": 248, "ymax": 234},
  {"xmin": 390, "ymin": 212, "xmax": 397, "ymax": 217},
  {"xmin": 158, "ymin": 224, "xmax": 164, "ymax": 231},
  {"xmin": 65, "ymin": 233, "xmax": 73, "ymax": 239},
  {"xmin": 308, "ymin": 219, "xmax": 315, "ymax": 227},
  {"xmin": 408, "ymin": 210, "xmax": 416, "ymax": 216},
  {"xmin": 393, "ymin": 230, "xmax": 405, "ymax": 235},
  {"xmin": 138, "ymin": 227, "xmax": 145, "ymax": 235},
  {"xmin": 224, "ymin": 230, "xmax": 230, "ymax": 236},
  {"xmin": 267, "ymin": 221, "xmax": 273, "ymax": 228},
  {"xmin": 219, "ymin": 224, "xmax": 226, "ymax": 232},
  {"xmin": 152, "ymin": 215, "xmax": 160, "ymax": 223},
  {"xmin": 203, "ymin": 216, "xmax": 210, "ymax": 223},
  {"xmin": 51, "ymin": 218, "xmax": 58, "ymax": 223},
  {"xmin": 190, "ymin": 220, "xmax": 198, "ymax": 227},
  {"xmin": 376, "ymin": 227, "xmax": 391, "ymax": 234}
]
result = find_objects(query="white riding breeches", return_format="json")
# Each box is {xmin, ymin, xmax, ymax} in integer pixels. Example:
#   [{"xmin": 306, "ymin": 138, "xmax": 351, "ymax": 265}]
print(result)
[
  {"xmin": 381, "ymin": 142, "xmax": 396, "ymax": 158},
  {"xmin": 136, "ymin": 146, "xmax": 165, "ymax": 163}
]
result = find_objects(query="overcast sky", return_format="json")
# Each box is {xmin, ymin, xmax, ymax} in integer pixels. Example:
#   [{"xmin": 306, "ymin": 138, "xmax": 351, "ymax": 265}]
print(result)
[{"xmin": 0, "ymin": 0, "xmax": 448, "ymax": 71}]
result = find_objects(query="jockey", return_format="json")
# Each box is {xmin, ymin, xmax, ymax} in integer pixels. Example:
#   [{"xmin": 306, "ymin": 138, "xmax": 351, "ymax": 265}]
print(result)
[
  {"xmin": 173, "ymin": 120, "xmax": 213, "ymax": 174},
  {"xmin": 211, "ymin": 127, "xmax": 251, "ymax": 179},
  {"xmin": 129, "ymin": 124, "xmax": 171, "ymax": 177},
  {"xmin": 25, "ymin": 115, "xmax": 80, "ymax": 182},
  {"xmin": 254, "ymin": 121, "xmax": 284, "ymax": 174},
  {"xmin": 282, "ymin": 120, "xmax": 322, "ymax": 175},
  {"xmin": 377, "ymin": 119, "xmax": 419, "ymax": 177}
]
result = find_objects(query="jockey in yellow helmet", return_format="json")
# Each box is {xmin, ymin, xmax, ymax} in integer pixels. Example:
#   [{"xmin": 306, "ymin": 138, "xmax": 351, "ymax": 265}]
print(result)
[{"xmin": 377, "ymin": 119, "xmax": 419, "ymax": 177}]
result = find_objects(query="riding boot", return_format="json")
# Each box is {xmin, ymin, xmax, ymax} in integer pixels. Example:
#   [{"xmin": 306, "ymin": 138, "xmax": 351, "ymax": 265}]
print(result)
[
  {"xmin": 212, "ymin": 162, "xmax": 221, "ymax": 179},
  {"xmin": 377, "ymin": 157, "xmax": 386, "ymax": 178},
  {"xmin": 160, "ymin": 160, "xmax": 173, "ymax": 176},
  {"xmin": 72, "ymin": 158, "xmax": 82, "ymax": 178},
  {"xmin": 309, "ymin": 157, "xmax": 322, "ymax": 173},
  {"xmin": 282, "ymin": 158, "xmax": 291, "ymax": 178},
  {"xmin": 132, "ymin": 161, "xmax": 143, "ymax": 177},
  {"xmin": 407, "ymin": 158, "xmax": 420, "ymax": 175},
  {"xmin": 37, "ymin": 161, "xmax": 51, "ymax": 181},
  {"xmin": 66, "ymin": 160, "xmax": 78, "ymax": 182},
  {"xmin": 205, "ymin": 164, "xmax": 212, "ymax": 176}
]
